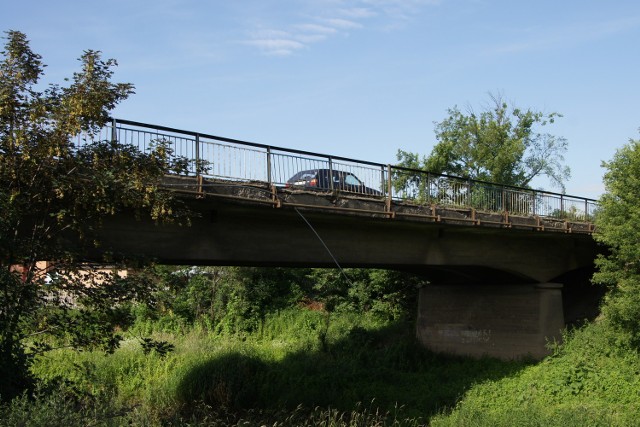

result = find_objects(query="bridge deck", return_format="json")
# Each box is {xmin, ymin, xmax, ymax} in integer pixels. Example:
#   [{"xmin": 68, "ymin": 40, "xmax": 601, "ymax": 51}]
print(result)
[{"xmin": 163, "ymin": 175, "xmax": 595, "ymax": 235}]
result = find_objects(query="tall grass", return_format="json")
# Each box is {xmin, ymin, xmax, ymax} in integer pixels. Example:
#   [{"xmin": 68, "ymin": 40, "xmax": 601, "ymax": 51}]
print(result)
[
  {"xmin": 11, "ymin": 309, "xmax": 640, "ymax": 425},
  {"xmin": 430, "ymin": 320, "xmax": 640, "ymax": 427},
  {"xmin": 14, "ymin": 307, "xmax": 529, "ymax": 425}
]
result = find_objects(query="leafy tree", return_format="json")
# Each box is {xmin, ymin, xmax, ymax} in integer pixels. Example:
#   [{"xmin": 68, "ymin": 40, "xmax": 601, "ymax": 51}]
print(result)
[
  {"xmin": 310, "ymin": 268, "xmax": 425, "ymax": 320},
  {"xmin": 592, "ymin": 137, "xmax": 640, "ymax": 345},
  {"xmin": 0, "ymin": 30, "xmax": 189, "ymax": 399},
  {"xmin": 136, "ymin": 266, "xmax": 312, "ymax": 334},
  {"xmin": 397, "ymin": 93, "xmax": 570, "ymax": 191}
]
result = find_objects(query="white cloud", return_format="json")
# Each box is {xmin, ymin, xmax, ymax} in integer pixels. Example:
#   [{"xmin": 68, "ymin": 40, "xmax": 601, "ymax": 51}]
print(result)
[
  {"xmin": 245, "ymin": 38, "xmax": 305, "ymax": 56},
  {"xmin": 295, "ymin": 23, "xmax": 339, "ymax": 34},
  {"xmin": 362, "ymin": 0, "xmax": 441, "ymax": 7},
  {"xmin": 297, "ymin": 34, "xmax": 329, "ymax": 43},
  {"xmin": 325, "ymin": 18, "xmax": 363, "ymax": 30},
  {"xmin": 338, "ymin": 7, "xmax": 377, "ymax": 19},
  {"xmin": 243, "ymin": 0, "xmax": 441, "ymax": 56}
]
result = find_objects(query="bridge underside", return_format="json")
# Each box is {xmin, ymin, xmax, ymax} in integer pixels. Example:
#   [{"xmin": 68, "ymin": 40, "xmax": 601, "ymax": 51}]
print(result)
[{"xmin": 89, "ymin": 189, "xmax": 598, "ymax": 285}]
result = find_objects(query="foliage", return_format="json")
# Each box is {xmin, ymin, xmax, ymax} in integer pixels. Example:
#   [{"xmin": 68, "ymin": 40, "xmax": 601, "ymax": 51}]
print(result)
[
  {"xmin": 430, "ymin": 321, "xmax": 640, "ymax": 427},
  {"xmin": 0, "ymin": 388, "xmax": 125, "ymax": 427},
  {"xmin": 0, "ymin": 30, "xmax": 189, "ymax": 400},
  {"xmin": 396, "ymin": 93, "xmax": 570, "ymax": 195},
  {"xmin": 135, "ymin": 266, "xmax": 313, "ymax": 334},
  {"xmin": 134, "ymin": 266, "xmax": 425, "ymax": 338},
  {"xmin": 21, "ymin": 307, "xmax": 529, "ymax": 425},
  {"xmin": 18, "ymin": 307, "xmax": 640, "ymax": 426},
  {"xmin": 592, "ymin": 137, "xmax": 640, "ymax": 345},
  {"xmin": 310, "ymin": 268, "xmax": 425, "ymax": 320}
]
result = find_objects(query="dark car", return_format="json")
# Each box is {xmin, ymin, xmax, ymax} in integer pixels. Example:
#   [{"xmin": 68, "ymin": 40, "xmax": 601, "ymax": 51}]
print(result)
[{"xmin": 285, "ymin": 168, "xmax": 382, "ymax": 196}]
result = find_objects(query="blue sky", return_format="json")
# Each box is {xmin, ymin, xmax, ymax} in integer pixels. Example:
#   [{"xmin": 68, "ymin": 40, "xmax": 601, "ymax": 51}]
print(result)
[{"xmin": 3, "ymin": 0, "xmax": 640, "ymax": 198}]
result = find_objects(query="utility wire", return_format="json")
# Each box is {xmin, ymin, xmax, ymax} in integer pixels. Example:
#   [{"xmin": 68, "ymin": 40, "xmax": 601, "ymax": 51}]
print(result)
[{"xmin": 294, "ymin": 207, "xmax": 354, "ymax": 286}]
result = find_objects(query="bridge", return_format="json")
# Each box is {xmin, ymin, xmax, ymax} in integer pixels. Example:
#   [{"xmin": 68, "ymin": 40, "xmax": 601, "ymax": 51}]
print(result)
[{"xmin": 83, "ymin": 119, "xmax": 600, "ymax": 360}]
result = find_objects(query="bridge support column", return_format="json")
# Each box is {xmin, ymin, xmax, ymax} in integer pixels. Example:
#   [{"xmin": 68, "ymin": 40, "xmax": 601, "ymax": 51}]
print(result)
[{"xmin": 416, "ymin": 283, "xmax": 564, "ymax": 360}]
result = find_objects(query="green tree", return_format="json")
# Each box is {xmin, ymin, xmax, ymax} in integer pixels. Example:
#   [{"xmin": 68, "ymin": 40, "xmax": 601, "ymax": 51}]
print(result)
[
  {"xmin": 0, "ymin": 31, "xmax": 188, "ymax": 399},
  {"xmin": 310, "ymin": 268, "xmax": 425, "ymax": 320},
  {"xmin": 136, "ymin": 266, "xmax": 312, "ymax": 334},
  {"xmin": 397, "ymin": 93, "xmax": 570, "ymax": 191},
  {"xmin": 592, "ymin": 137, "xmax": 640, "ymax": 345}
]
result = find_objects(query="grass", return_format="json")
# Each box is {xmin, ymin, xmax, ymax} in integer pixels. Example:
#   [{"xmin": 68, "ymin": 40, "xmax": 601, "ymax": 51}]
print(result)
[
  {"xmin": 15, "ymin": 307, "xmax": 529, "ymax": 425},
  {"xmin": 8, "ymin": 307, "xmax": 640, "ymax": 426},
  {"xmin": 430, "ymin": 320, "xmax": 640, "ymax": 427}
]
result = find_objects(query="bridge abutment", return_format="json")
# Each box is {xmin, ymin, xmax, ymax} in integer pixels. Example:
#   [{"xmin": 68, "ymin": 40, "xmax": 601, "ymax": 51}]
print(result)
[{"xmin": 416, "ymin": 283, "xmax": 564, "ymax": 360}]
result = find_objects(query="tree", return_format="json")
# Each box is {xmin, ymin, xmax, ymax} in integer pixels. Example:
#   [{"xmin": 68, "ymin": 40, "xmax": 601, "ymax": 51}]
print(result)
[
  {"xmin": 0, "ymin": 31, "xmax": 189, "ymax": 399},
  {"xmin": 138, "ymin": 266, "xmax": 312, "ymax": 334},
  {"xmin": 592, "ymin": 137, "xmax": 640, "ymax": 345},
  {"xmin": 310, "ymin": 268, "xmax": 425, "ymax": 320},
  {"xmin": 397, "ymin": 93, "xmax": 570, "ymax": 191}
]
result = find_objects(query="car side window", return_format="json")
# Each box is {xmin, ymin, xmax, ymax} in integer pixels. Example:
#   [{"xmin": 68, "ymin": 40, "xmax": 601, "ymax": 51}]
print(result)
[{"xmin": 344, "ymin": 174, "xmax": 361, "ymax": 186}]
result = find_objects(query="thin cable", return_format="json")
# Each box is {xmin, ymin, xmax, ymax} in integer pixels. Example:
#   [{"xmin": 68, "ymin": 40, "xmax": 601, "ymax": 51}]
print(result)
[{"xmin": 294, "ymin": 207, "xmax": 354, "ymax": 286}]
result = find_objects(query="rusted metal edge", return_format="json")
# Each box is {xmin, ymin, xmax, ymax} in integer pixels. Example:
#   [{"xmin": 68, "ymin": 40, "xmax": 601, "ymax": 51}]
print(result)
[
  {"xmin": 281, "ymin": 202, "xmax": 393, "ymax": 217},
  {"xmin": 166, "ymin": 188, "xmax": 280, "ymax": 206},
  {"xmin": 166, "ymin": 187, "xmax": 595, "ymax": 233},
  {"xmin": 392, "ymin": 211, "xmax": 439, "ymax": 221}
]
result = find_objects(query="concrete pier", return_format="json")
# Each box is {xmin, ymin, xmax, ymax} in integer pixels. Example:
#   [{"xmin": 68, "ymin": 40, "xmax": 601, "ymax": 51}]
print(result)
[{"xmin": 416, "ymin": 283, "xmax": 564, "ymax": 360}]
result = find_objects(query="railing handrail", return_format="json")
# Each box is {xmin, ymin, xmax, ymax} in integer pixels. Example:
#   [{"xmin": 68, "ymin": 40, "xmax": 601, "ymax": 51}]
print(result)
[
  {"xmin": 113, "ymin": 118, "xmax": 384, "ymax": 167},
  {"xmin": 389, "ymin": 164, "xmax": 597, "ymax": 202}
]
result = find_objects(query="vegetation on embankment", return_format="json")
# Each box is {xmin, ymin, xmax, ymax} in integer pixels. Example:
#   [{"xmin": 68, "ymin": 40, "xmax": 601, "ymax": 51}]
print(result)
[
  {"xmin": 5, "ymin": 309, "xmax": 640, "ymax": 426},
  {"xmin": 431, "ymin": 320, "xmax": 640, "ymax": 427},
  {"xmin": 3, "ymin": 307, "xmax": 529, "ymax": 426}
]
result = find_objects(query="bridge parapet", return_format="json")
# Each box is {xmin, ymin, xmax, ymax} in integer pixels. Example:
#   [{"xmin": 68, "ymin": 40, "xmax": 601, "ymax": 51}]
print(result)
[
  {"xmin": 81, "ymin": 119, "xmax": 597, "ymax": 228},
  {"xmin": 162, "ymin": 175, "xmax": 595, "ymax": 234}
]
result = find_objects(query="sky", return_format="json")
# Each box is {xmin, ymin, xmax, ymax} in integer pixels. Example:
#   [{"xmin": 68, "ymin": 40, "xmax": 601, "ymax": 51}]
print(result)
[{"xmin": 3, "ymin": 0, "xmax": 640, "ymax": 199}]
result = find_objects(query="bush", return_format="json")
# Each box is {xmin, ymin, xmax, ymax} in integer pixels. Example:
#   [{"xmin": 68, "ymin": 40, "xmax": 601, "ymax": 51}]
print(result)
[{"xmin": 593, "ymin": 138, "xmax": 640, "ymax": 345}]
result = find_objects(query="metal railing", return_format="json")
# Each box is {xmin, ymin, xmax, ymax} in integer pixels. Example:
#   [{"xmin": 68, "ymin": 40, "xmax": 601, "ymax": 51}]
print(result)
[{"xmin": 84, "ymin": 119, "xmax": 598, "ymax": 222}]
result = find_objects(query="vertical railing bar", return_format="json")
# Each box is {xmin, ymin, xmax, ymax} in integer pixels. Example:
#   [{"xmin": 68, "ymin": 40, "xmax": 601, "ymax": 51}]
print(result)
[
  {"xmin": 584, "ymin": 198, "xmax": 588, "ymax": 221},
  {"xmin": 386, "ymin": 164, "xmax": 392, "ymax": 209},
  {"xmin": 328, "ymin": 156, "xmax": 334, "ymax": 192},
  {"xmin": 111, "ymin": 118, "xmax": 117, "ymax": 143},
  {"xmin": 195, "ymin": 134, "xmax": 200, "ymax": 177}
]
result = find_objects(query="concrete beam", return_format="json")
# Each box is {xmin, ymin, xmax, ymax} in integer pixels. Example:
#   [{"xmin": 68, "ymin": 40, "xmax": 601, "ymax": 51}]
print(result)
[{"xmin": 90, "ymin": 194, "xmax": 598, "ymax": 284}]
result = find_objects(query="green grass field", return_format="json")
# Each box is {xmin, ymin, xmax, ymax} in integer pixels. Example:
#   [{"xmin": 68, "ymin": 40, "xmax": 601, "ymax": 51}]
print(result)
[{"xmin": 3, "ymin": 307, "xmax": 639, "ymax": 426}]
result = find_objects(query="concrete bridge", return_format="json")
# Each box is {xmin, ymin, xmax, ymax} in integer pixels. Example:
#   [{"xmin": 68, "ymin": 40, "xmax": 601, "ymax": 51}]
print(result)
[{"xmin": 84, "ymin": 120, "xmax": 601, "ymax": 360}]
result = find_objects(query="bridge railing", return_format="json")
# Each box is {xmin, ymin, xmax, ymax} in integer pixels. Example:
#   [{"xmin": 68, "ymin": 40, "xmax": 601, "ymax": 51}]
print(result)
[{"xmin": 89, "ymin": 119, "xmax": 597, "ymax": 223}]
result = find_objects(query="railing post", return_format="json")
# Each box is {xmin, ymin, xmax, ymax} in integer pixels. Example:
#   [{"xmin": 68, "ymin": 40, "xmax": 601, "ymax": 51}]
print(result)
[
  {"xmin": 426, "ymin": 172, "xmax": 431, "ymax": 204},
  {"xmin": 328, "ymin": 157, "xmax": 334, "ymax": 191},
  {"xmin": 584, "ymin": 198, "xmax": 588, "ymax": 221},
  {"xmin": 532, "ymin": 191, "xmax": 536, "ymax": 216},
  {"xmin": 386, "ymin": 164, "xmax": 392, "ymax": 211},
  {"xmin": 560, "ymin": 194, "xmax": 565, "ymax": 218},
  {"xmin": 195, "ymin": 133, "xmax": 200, "ymax": 178},
  {"xmin": 467, "ymin": 178, "xmax": 472, "ymax": 208},
  {"xmin": 266, "ymin": 147, "xmax": 272, "ymax": 185},
  {"xmin": 111, "ymin": 118, "xmax": 117, "ymax": 143}
]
